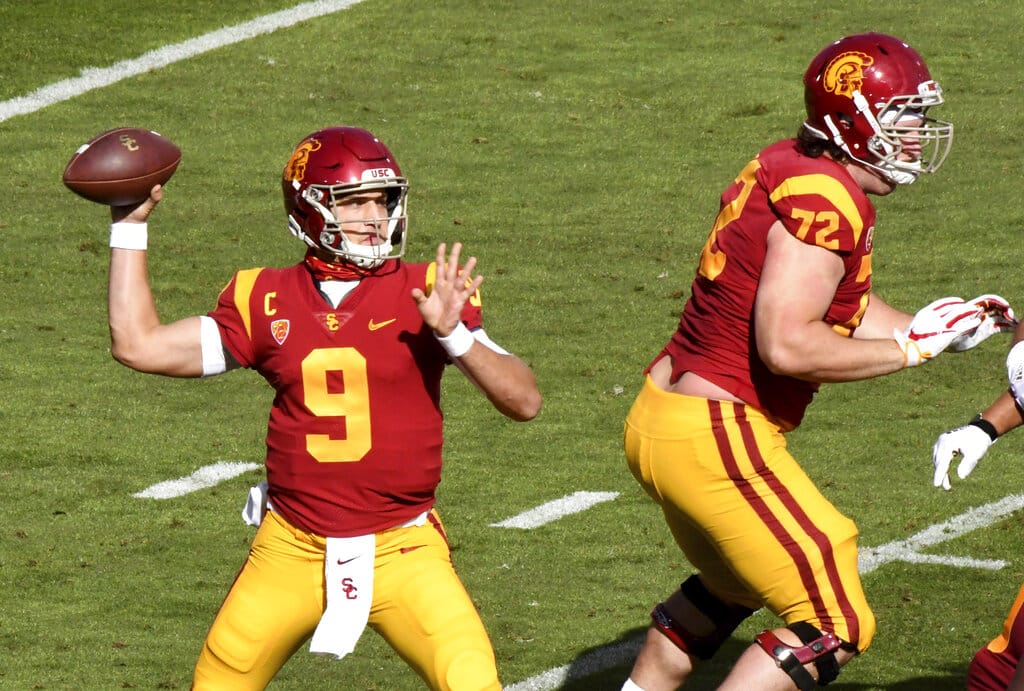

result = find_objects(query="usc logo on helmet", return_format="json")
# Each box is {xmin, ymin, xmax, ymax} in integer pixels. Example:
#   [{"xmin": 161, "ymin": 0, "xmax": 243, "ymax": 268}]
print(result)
[
  {"xmin": 822, "ymin": 51, "xmax": 874, "ymax": 98},
  {"xmin": 284, "ymin": 138, "xmax": 323, "ymax": 183}
]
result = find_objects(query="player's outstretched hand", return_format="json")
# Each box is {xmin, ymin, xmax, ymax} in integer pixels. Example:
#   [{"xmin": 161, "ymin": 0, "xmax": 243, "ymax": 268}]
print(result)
[
  {"xmin": 894, "ymin": 297, "xmax": 983, "ymax": 367},
  {"xmin": 949, "ymin": 294, "xmax": 1017, "ymax": 352},
  {"xmin": 111, "ymin": 184, "xmax": 163, "ymax": 224},
  {"xmin": 411, "ymin": 242, "xmax": 483, "ymax": 336},
  {"xmin": 932, "ymin": 424, "xmax": 993, "ymax": 490}
]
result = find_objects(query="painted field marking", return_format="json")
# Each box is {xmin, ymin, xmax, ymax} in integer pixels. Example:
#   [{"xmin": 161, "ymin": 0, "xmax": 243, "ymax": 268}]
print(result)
[
  {"xmin": 506, "ymin": 493, "xmax": 1024, "ymax": 691},
  {"xmin": 0, "ymin": 0, "xmax": 366, "ymax": 124},
  {"xmin": 132, "ymin": 461, "xmax": 261, "ymax": 499},
  {"xmin": 858, "ymin": 492, "xmax": 1024, "ymax": 574},
  {"xmin": 489, "ymin": 491, "xmax": 620, "ymax": 529}
]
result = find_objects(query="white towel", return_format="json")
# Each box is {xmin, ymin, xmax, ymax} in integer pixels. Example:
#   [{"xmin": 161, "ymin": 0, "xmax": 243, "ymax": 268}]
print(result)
[
  {"xmin": 241, "ymin": 481, "xmax": 270, "ymax": 527},
  {"xmin": 309, "ymin": 534, "xmax": 376, "ymax": 659}
]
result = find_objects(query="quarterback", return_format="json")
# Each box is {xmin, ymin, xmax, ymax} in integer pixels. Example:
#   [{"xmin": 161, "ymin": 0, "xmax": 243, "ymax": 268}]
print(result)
[
  {"xmin": 620, "ymin": 34, "xmax": 1014, "ymax": 691},
  {"xmin": 101, "ymin": 126, "xmax": 541, "ymax": 689}
]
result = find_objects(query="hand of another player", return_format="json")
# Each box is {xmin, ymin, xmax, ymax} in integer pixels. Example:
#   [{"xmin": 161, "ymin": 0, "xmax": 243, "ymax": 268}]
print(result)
[
  {"xmin": 931, "ymin": 424, "xmax": 993, "ymax": 490},
  {"xmin": 110, "ymin": 184, "xmax": 163, "ymax": 224},
  {"xmin": 411, "ymin": 242, "xmax": 483, "ymax": 336},
  {"xmin": 893, "ymin": 297, "xmax": 984, "ymax": 367},
  {"xmin": 949, "ymin": 294, "xmax": 1017, "ymax": 352}
]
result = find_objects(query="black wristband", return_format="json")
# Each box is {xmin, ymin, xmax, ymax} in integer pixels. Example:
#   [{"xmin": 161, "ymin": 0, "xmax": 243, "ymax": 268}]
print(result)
[{"xmin": 969, "ymin": 414, "xmax": 999, "ymax": 442}]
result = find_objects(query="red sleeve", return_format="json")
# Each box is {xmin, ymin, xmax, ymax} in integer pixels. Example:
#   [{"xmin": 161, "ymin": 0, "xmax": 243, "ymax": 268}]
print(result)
[
  {"xmin": 207, "ymin": 268, "xmax": 265, "ymax": 368},
  {"xmin": 762, "ymin": 169, "xmax": 868, "ymax": 254}
]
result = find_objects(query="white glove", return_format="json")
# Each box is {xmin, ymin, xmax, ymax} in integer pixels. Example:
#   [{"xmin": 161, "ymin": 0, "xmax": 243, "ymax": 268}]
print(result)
[
  {"xmin": 894, "ymin": 297, "xmax": 984, "ymax": 367},
  {"xmin": 1007, "ymin": 341, "xmax": 1024, "ymax": 410},
  {"xmin": 932, "ymin": 422, "xmax": 994, "ymax": 490},
  {"xmin": 949, "ymin": 294, "xmax": 1017, "ymax": 352}
]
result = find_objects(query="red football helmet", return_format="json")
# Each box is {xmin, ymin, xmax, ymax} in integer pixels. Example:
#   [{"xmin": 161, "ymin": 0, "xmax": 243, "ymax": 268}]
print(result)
[
  {"xmin": 282, "ymin": 126, "xmax": 409, "ymax": 268},
  {"xmin": 803, "ymin": 33, "xmax": 953, "ymax": 185}
]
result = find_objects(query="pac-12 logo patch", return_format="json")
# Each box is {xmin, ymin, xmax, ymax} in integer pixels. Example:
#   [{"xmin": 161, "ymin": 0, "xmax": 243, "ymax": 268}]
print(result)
[
  {"xmin": 822, "ymin": 51, "xmax": 874, "ymax": 98},
  {"xmin": 271, "ymin": 319, "xmax": 290, "ymax": 345}
]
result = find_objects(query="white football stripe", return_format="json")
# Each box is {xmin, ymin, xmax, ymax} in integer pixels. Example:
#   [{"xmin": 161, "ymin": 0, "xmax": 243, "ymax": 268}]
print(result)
[
  {"xmin": 132, "ymin": 461, "xmax": 261, "ymax": 499},
  {"xmin": 858, "ymin": 492, "xmax": 1024, "ymax": 573},
  {"xmin": 0, "ymin": 0, "xmax": 367, "ymax": 124},
  {"xmin": 490, "ymin": 491, "xmax": 620, "ymax": 529}
]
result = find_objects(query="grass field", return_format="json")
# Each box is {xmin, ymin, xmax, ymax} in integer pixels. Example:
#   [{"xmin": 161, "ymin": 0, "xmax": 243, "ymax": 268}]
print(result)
[{"xmin": 3, "ymin": 1, "xmax": 1024, "ymax": 689}]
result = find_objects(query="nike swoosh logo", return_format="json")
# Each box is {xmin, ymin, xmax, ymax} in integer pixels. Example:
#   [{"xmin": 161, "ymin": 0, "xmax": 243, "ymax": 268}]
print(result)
[
  {"xmin": 337, "ymin": 557, "xmax": 359, "ymax": 565},
  {"xmin": 368, "ymin": 318, "xmax": 397, "ymax": 331}
]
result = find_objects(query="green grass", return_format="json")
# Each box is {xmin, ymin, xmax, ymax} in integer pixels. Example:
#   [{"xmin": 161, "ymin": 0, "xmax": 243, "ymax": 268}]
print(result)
[{"xmin": 3, "ymin": 0, "xmax": 1024, "ymax": 688}]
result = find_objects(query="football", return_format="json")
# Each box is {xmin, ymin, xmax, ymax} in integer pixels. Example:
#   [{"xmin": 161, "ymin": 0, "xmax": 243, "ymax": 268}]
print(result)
[{"xmin": 62, "ymin": 127, "xmax": 181, "ymax": 206}]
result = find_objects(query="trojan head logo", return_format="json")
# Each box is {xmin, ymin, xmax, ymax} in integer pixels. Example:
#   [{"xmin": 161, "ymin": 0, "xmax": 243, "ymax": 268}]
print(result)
[
  {"xmin": 822, "ymin": 51, "xmax": 874, "ymax": 98},
  {"xmin": 284, "ymin": 138, "xmax": 322, "ymax": 183}
]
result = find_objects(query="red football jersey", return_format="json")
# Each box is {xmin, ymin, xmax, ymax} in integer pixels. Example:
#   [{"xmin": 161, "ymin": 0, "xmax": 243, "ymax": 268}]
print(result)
[
  {"xmin": 968, "ymin": 583, "xmax": 1024, "ymax": 690},
  {"xmin": 654, "ymin": 139, "xmax": 876, "ymax": 429},
  {"xmin": 209, "ymin": 260, "xmax": 483, "ymax": 537}
]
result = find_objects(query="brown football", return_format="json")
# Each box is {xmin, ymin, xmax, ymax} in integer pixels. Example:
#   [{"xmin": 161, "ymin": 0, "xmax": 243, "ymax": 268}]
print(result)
[{"xmin": 62, "ymin": 127, "xmax": 181, "ymax": 206}]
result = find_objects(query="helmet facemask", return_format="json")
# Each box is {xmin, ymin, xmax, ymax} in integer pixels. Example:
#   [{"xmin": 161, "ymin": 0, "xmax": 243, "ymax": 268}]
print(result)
[
  {"xmin": 288, "ymin": 178, "xmax": 409, "ymax": 269},
  {"xmin": 858, "ymin": 81, "xmax": 954, "ymax": 185}
]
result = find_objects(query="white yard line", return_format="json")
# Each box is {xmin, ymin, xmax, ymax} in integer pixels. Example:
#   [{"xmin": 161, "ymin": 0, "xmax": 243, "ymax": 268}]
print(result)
[
  {"xmin": 506, "ymin": 493, "xmax": 1024, "ymax": 691},
  {"xmin": 132, "ymin": 461, "xmax": 261, "ymax": 499},
  {"xmin": 490, "ymin": 491, "xmax": 621, "ymax": 529},
  {"xmin": 0, "ymin": 0, "xmax": 366, "ymax": 124}
]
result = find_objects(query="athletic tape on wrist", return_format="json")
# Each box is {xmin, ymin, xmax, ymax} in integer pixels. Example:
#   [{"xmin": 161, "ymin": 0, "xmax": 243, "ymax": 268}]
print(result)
[
  {"xmin": 435, "ymin": 322, "xmax": 474, "ymax": 358},
  {"xmin": 110, "ymin": 222, "xmax": 148, "ymax": 250}
]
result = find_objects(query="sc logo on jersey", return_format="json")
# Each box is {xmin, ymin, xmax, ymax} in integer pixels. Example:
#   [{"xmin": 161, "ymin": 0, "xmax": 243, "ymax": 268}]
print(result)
[{"xmin": 822, "ymin": 51, "xmax": 874, "ymax": 98}]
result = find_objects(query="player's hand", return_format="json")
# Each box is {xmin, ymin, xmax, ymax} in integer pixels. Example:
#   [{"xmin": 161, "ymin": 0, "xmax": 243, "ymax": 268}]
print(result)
[
  {"xmin": 949, "ymin": 294, "xmax": 1017, "ymax": 352},
  {"xmin": 893, "ymin": 297, "xmax": 984, "ymax": 367},
  {"xmin": 111, "ymin": 184, "xmax": 163, "ymax": 224},
  {"xmin": 932, "ymin": 424, "xmax": 993, "ymax": 490},
  {"xmin": 411, "ymin": 242, "xmax": 483, "ymax": 335}
]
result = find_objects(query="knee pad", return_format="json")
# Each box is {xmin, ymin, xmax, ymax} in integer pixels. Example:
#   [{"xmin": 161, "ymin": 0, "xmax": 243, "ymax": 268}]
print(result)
[
  {"xmin": 755, "ymin": 622, "xmax": 848, "ymax": 689},
  {"xmin": 442, "ymin": 649, "xmax": 500, "ymax": 691},
  {"xmin": 651, "ymin": 575, "xmax": 755, "ymax": 660}
]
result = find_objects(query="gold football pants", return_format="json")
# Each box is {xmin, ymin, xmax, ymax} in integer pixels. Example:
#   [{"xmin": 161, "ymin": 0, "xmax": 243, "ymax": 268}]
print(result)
[
  {"xmin": 624, "ymin": 376, "xmax": 875, "ymax": 650},
  {"xmin": 192, "ymin": 508, "xmax": 500, "ymax": 689}
]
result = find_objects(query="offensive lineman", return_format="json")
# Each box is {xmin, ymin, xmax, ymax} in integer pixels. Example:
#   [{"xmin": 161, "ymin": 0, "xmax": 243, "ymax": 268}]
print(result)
[
  {"xmin": 101, "ymin": 126, "xmax": 541, "ymax": 689},
  {"xmin": 620, "ymin": 34, "xmax": 1014, "ymax": 690}
]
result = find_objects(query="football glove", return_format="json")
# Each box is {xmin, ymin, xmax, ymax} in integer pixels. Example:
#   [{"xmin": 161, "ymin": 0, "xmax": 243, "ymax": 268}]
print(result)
[
  {"xmin": 949, "ymin": 294, "xmax": 1017, "ymax": 352},
  {"xmin": 931, "ymin": 422, "xmax": 994, "ymax": 491},
  {"xmin": 894, "ymin": 297, "xmax": 984, "ymax": 367},
  {"xmin": 1007, "ymin": 341, "xmax": 1024, "ymax": 411}
]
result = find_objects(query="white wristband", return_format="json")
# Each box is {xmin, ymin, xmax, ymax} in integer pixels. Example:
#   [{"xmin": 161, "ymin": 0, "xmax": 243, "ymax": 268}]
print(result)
[
  {"xmin": 435, "ymin": 322, "xmax": 475, "ymax": 358},
  {"xmin": 110, "ymin": 222, "xmax": 148, "ymax": 250}
]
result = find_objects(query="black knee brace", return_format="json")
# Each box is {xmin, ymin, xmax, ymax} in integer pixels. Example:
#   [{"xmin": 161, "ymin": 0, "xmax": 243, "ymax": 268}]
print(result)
[
  {"xmin": 650, "ymin": 575, "xmax": 755, "ymax": 660},
  {"xmin": 755, "ymin": 622, "xmax": 844, "ymax": 689}
]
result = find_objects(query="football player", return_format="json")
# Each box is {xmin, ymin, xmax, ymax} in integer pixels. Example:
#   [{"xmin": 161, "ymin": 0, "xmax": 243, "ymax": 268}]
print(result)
[
  {"xmin": 102, "ymin": 126, "xmax": 542, "ymax": 689},
  {"xmin": 932, "ymin": 320, "xmax": 1024, "ymax": 690},
  {"xmin": 620, "ymin": 33, "xmax": 1014, "ymax": 691}
]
